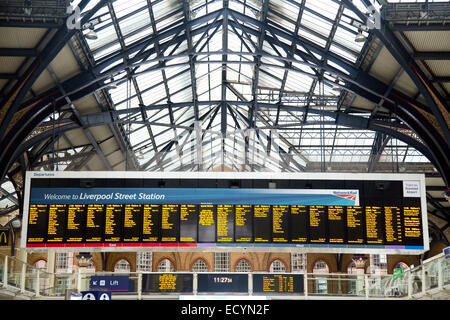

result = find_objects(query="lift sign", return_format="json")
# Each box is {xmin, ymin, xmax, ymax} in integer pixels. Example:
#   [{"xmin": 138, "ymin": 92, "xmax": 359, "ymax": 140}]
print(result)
[{"xmin": 90, "ymin": 276, "xmax": 129, "ymax": 291}]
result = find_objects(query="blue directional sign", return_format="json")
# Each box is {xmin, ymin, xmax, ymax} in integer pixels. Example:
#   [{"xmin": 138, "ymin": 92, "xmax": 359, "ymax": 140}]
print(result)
[{"xmin": 90, "ymin": 276, "xmax": 129, "ymax": 291}]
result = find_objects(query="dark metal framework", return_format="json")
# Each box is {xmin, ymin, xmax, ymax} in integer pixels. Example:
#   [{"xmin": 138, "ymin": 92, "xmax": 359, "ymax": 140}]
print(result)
[{"xmin": 0, "ymin": 1, "xmax": 448, "ymax": 235}]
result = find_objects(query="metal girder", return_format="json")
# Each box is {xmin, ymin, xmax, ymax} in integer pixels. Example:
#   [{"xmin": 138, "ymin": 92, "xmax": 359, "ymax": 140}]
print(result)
[
  {"xmin": 46, "ymin": 64, "xmax": 113, "ymax": 170},
  {"xmin": 0, "ymin": 0, "xmax": 109, "ymax": 181},
  {"xmin": 414, "ymin": 52, "xmax": 450, "ymax": 61},
  {"xmin": 342, "ymin": 0, "xmax": 450, "ymax": 147},
  {"xmin": 0, "ymin": 48, "xmax": 37, "ymax": 57}
]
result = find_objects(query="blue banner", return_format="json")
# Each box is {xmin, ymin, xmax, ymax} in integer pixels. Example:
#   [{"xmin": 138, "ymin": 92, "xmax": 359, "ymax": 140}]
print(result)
[
  {"xmin": 90, "ymin": 276, "xmax": 130, "ymax": 291},
  {"xmin": 30, "ymin": 187, "xmax": 359, "ymax": 206}
]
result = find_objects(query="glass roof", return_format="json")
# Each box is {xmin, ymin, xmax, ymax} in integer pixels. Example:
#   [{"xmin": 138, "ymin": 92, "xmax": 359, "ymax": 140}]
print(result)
[{"xmin": 65, "ymin": 0, "xmax": 431, "ymax": 172}]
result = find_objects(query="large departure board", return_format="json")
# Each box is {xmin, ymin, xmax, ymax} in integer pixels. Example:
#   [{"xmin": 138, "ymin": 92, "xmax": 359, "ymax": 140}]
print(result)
[
  {"xmin": 22, "ymin": 171, "xmax": 429, "ymax": 254},
  {"xmin": 180, "ymin": 205, "xmax": 197, "ymax": 242}
]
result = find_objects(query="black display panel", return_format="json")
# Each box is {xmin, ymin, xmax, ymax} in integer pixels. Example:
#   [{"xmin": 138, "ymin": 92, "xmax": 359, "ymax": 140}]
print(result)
[
  {"xmin": 84, "ymin": 204, "xmax": 104, "ymax": 243},
  {"xmin": 65, "ymin": 204, "xmax": 85, "ymax": 243},
  {"xmin": 384, "ymin": 206, "xmax": 403, "ymax": 245},
  {"xmin": 47, "ymin": 204, "xmax": 66, "ymax": 243},
  {"xmin": 253, "ymin": 274, "xmax": 304, "ymax": 294},
  {"xmin": 290, "ymin": 205, "xmax": 308, "ymax": 243},
  {"xmin": 403, "ymin": 206, "xmax": 423, "ymax": 246},
  {"xmin": 327, "ymin": 206, "xmax": 345, "ymax": 244},
  {"xmin": 27, "ymin": 204, "xmax": 48, "ymax": 243},
  {"xmin": 142, "ymin": 204, "xmax": 159, "ymax": 242},
  {"xmin": 198, "ymin": 204, "xmax": 216, "ymax": 243},
  {"xmin": 365, "ymin": 206, "xmax": 384, "ymax": 244},
  {"xmin": 160, "ymin": 205, "xmax": 179, "ymax": 242},
  {"xmin": 254, "ymin": 205, "xmax": 271, "ymax": 242},
  {"xmin": 142, "ymin": 273, "xmax": 193, "ymax": 293},
  {"xmin": 235, "ymin": 205, "xmax": 253, "ymax": 242},
  {"xmin": 309, "ymin": 206, "xmax": 327, "ymax": 243},
  {"xmin": 217, "ymin": 205, "xmax": 234, "ymax": 242},
  {"xmin": 104, "ymin": 204, "xmax": 123, "ymax": 243},
  {"xmin": 346, "ymin": 206, "xmax": 364, "ymax": 244},
  {"xmin": 197, "ymin": 274, "xmax": 248, "ymax": 293},
  {"xmin": 272, "ymin": 205, "xmax": 289, "ymax": 243},
  {"xmin": 179, "ymin": 205, "xmax": 197, "ymax": 242},
  {"xmin": 123, "ymin": 204, "xmax": 141, "ymax": 243}
]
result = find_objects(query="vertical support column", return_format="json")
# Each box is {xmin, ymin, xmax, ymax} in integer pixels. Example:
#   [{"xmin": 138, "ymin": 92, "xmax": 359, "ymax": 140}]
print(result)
[
  {"xmin": 422, "ymin": 265, "xmax": 427, "ymax": 295},
  {"xmin": 2, "ymin": 255, "xmax": 7, "ymax": 288},
  {"xmin": 76, "ymin": 269, "xmax": 81, "ymax": 294},
  {"xmin": 75, "ymin": 253, "xmax": 93, "ymax": 293},
  {"xmin": 35, "ymin": 270, "xmax": 40, "ymax": 298},
  {"xmin": 193, "ymin": 273, "xmax": 198, "ymax": 295},
  {"xmin": 407, "ymin": 270, "xmax": 412, "ymax": 299},
  {"xmin": 364, "ymin": 275, "xmax": 369, "ymax": 300},
  {"xmin": 352, "ymin": 255, "xmax": 368, "ymax": 296},
  {"xmin": 248, "ymin": 273, "xmax": 253, "ymax": 296},
  {"xmin": 304, "ymin": 273, "xmax": 308, "ymax": 298},
  {"xmin": 47, "ymin": 250, "xmax": 56, "ymax": 295},
  {"xmin": 20, "ymin": 263, "xmax": 26, "ymax": 293},
  {"xmin": 437, "ymin": 260, "xmax": 443, "ymax": 291},
  {"xmin": 137, "ymin": 272, "xmax": 142, "ymax": 300}
]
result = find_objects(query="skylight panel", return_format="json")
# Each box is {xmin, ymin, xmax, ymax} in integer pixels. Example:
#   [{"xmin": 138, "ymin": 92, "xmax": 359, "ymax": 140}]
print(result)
[
  {"xmin": 298, "ymin": 27, "xmax": 327, "ymax": 48},
  {"xmin": 119, "ymin": 9, "xmax": 151, "ymax": 39},
  {"xmin": 305, "ymin": 0, "xmax": 338, "ymax": 21},
  {"xmin": 92, "ymin": 42, "xmax": 122, "ymax": 61},
  {"xmin": 141, "ymin": 84, "xmax": 168, "ymax": 105},
  {"xmin": 284, "ymin": 71, "xmax": 313, "ymax": 92},
  {"xmin": 333, "ymin": 26, "xmax": 364, "ymax": 54},
  {"xmin": 109, "ymin": 80, "xmax": 137, "ymax": 105},
  {"xmin": 300, "ymin": 10, "xmax": 333, "ymax": 40},
  {"xmin": 113, "ymin": 0, "xmax": 147, "ymax": 19},
  {"xmin": 135, "ymin": 69, "xmax": 164, "ymax": 91},
  {"xmin": 170, "ymin": 84, "xmax": 193, "ymax": 104},
  {"xmin": 129, "ymin": 125, "xmax": 149, "ymax": 147}
]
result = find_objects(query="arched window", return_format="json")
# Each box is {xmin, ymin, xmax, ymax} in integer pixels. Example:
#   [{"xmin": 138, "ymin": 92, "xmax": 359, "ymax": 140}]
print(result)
[
  {"xmin": 313, "ymin": 259, "xmax": 329, "ymax": 294},
  {"xmin": 33, "ymin": 259, "xmax": 47, "ymax": 271},
  {"xmin": 158, "ymin": 258, "xmax": 174, "ymax": 272},
  {"xmin": 347, "ymin": 261, "xmax": 358, "ymax": 274},
  {"xmin": 269, "ymin": 259, "xmax": 286, "ymax": 273},
  {"xmin": 235, "ymin": 259, "xmax": 251, "ymax": 272},
  {"xmin": 114, "ymin": 259, "xmax": 131, "ymax": 272},
  {"xmin": 369, "ymin": 254, "xmax": 387, "ymax": 274},
  {"xmin": 33, "ymin": 260, "xmax": 49, "ymax": 292},
  {"xmin": 394, "ymin": 261, "xmax": 409, "ymax": 272},
  {"xmin": 192, "ymin": 259, "xmax": 209, "ymax": 272},
  {"xmin": 313, "ymin": 260, "xmax": 329, "ymax": 273}
]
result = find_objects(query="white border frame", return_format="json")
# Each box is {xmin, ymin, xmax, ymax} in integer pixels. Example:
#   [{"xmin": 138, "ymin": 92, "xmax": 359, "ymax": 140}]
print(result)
[{"xmin": 21, "ymin": 171, "xmax": 429, "ymax": 255}]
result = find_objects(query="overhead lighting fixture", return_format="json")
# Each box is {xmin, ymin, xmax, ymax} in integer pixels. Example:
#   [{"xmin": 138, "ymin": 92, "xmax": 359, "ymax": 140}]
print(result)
[
  {"xmin": 24, "ymin": 0, "xmax": 32, "ymax": 15},
  {"xmin": 107, "ymin": 76, "xmax": 117, "ymax": 90},
  {"xmin": 85, "ymin": 24, "xmax": 98, "ymax": 40},
  {"xmin": 355, "ymin": 28, "xmax": 366, "ymax": 43},
  {"xmin": 419, "ymin": 10, "xmax": 428, "ymax": 19},
  {"xmin": 331, "ymin": 79, "xmax": 341, "ymax": 92}
]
